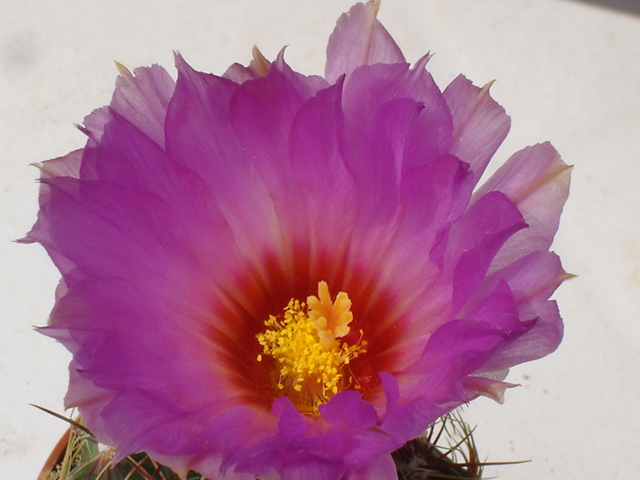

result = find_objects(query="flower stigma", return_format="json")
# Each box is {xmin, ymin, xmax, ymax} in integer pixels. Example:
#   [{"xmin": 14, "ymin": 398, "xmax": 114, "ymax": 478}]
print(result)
[{"xmin": 256, "ymin": 281, "xmax": 367, "ymax": 413}]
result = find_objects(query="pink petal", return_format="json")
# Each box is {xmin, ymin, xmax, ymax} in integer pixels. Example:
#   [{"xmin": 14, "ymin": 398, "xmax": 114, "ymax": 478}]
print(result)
[
  {"xmin": 288, "ymin": 80, "xmax": 360, "ymax": 277},
  {"xmin": 19, "ymin": 149, "xmax": 83, "ymax": 265},
  {"xmin": 228, "ymin": 54, "xmax": 326, "ymax": 193},
  {"xmin": 348, "ymin": 454, "xmax": 398, "ymax": 480},
  {"xmin": 461, "ymin": 251, "xmax": 567, "ymax": 370},
  {"xmin": 319, "ymin": 391, "xmax": 378, "ymax": 428},
  {"xmin": 35, "ymin": 149, "xmax": 83, "ymax": 179},
  {"xmin": 342, "ymin": 61, "xmax": 452, "ymax": 172},
  {"xmin": 165, "ymin": 55, "xmax": 293, "ymax": 288},
  {"xmin": 78, "ymin": 64, "xmax": 175, "ymax": 148},
  {"xmin": 325, "ymin": 0, "xmax": 405, "ymax": 83},
  {"xmin": 443, "ymin": 75, "xmax": 511, "ymax": 185},
  {"xmin": 223, "ymin": 46, "xmax": 272, "ymax": 83},
  {"xmin": 462, "ymin": 376, "xmax": 516, "ymax": 403},
  {"xmin": 433, "ymin": 191, "xmax": 527, "ymax": 312},
  {"xmin": 379, "ymin": 373, "xmax": 446, "ymax": 442},
  {"xmin": 110, "ymin": 63, "xmax": 175, "ymax": 148},
  {"xmin": 339, "ymin": 61, "xmax": 453, "ymax": 225},
  {"xmin": 475, "ymin": 142, "xmax": 572, "ymax": 269}
]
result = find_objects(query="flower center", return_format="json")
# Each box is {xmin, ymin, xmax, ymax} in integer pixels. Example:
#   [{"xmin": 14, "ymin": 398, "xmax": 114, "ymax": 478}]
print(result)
[{"xmin": 256, "ymin": 281, "xmax": 367, "ymax": 413}]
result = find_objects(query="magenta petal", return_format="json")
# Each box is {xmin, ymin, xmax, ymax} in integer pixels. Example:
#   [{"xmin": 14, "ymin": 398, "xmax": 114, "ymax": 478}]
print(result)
[
  {"xmin": 450, "ymin": 249, "xmax": 566, "ymax": 375},
  {"xmin": 325, "ymin": 0, "xmax": 405, "ymax": 83},
  {"xmin": 196, "ymin": 406, "xmax": 279, "ymax": 472},
  {"xmin": 488, "ymin": 259, "xmax": 566, "ymax": 365},
  {"xmin": 459, "ymin": 248, "xmax": 566, "ymax": 325},
  {"xmin": 464, "ymin": 280, "xmax": 521, "ymax": 331},
  {"xmin": 500, "ymin": 297, "xmax": 563, "ymax": 365},
  {"xmin": 228, "ymin": 64, "xmax": 314, "ymax": 190},
  {"xmin": 110, "ymin": 63, "xmax": 175, "ymax": 148},
  {"xmin": 319, "ymin": 391, "xmax": 378, "ymax": 428},
  {"xmin": 475, "ymin": 142, "xmax": 571, "ymax": 267},
  {"xmin": 100, "ymin": 390, "xmax": 200, "ymax": 461},
  {"xmin": 229, "ymin": 55, "xmax": 327, "ymax": 177},
  {"xmin": 483, "ymin": 298, "xmax": 563, "ymax": 371},
  {"xmin": 223, "ymin": 46, "xmax": 272, "ymax": 84},
  {"xmin": 406, "ymin": 318, "xmax": 518, "ymax": 408},
  {"xmin": 380, "ymin": 393, "xmax": 447, "ymax": 444},
  {"xmin": 62, "ymin": 358, "xmax": 113, "ymax": 437},
  {"xmin": 289, "ymin": 81, "xmax": 346, "ymax": 186},
  {"xmin": 348, "ymin": 454, "xmax": 398, "ymax": 480},
  {"xmin": 77, "ymin": 64, "xmax": 174, "ymax": 149},
  {"xmin": 462, "ymin": 376, "xmax": 516, "ymax": 403},
  {"xmin": 33, "ymin": 177, "xmax": 180, "ymax": 285},
  {"xmin": 342, "ymin": 62, "xmax": 452, "ymax": 171},
  {"xmin": 166, "ymin": 54, "xmax": 241, "ymax": 181},
  {"xmin": 379, "ymin": 373, "xmax": 446, "ymax": 442},
  {"xmin": 82, "ymin": 110, "xmax": 185, "ymax": 194},
  {"xmin": 344, "ymin": 97, "xmax": 416, "ymax": 224},
  {"xmin": 338, "ymin": 61, "xmax": 453, "ymax": 224},
  {"xmin": 399, "ymin": 154, "xmax": 470, "ymax": 244},
  {"xmin": 37, "ymin": 149, "xmax": 83, "ymax": 180},
  {"xmin": 20, "ymin": 149, "xmax": 83, "ymax": 255},
  {"xmin": 166, "ymin": 55, "xmax": 297, "ymax": 285},
  {"xmin": 443, "ymin": 75, "xmax": 510, "ymax": 184},
  {"xmin": 499, "ymin": 250, "xmax": 567, "ymax": 306},
  {"xmin": 154, "ymin": 453, "xmax": 259, "ymax": 480},
  {"xmin": 437, "ymin": 191, "xmax": 526, "ymax": 311}
]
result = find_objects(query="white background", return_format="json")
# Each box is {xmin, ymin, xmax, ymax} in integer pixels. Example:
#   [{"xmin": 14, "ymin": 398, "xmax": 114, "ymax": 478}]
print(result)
[{"xmin": 2, "ymin": 0, "xmax": 639, "ymax": 478}]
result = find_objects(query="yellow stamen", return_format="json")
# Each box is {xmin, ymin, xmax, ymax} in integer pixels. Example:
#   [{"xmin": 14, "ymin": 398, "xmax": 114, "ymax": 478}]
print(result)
[{"xmin": 256, "ymin": 282, "xmax": 366, "ymax": 413}]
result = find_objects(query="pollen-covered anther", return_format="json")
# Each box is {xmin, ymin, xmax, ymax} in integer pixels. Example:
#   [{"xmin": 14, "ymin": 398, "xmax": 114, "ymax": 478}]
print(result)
[{"xmin": 256, "ymin": 281, "xmax": 366, "ymax": 412}]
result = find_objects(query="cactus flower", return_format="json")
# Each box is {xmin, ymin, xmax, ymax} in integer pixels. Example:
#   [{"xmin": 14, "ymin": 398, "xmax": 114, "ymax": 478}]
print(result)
[{"xmin": 24, "ymin": 2, "xmax": 570, "ymax": 479}]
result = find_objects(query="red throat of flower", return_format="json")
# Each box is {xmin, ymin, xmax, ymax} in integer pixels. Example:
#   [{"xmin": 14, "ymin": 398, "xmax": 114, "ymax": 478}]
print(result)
[{"xmin": 256, "ymin": 281, "xmax": 367, "ymax": 414}]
